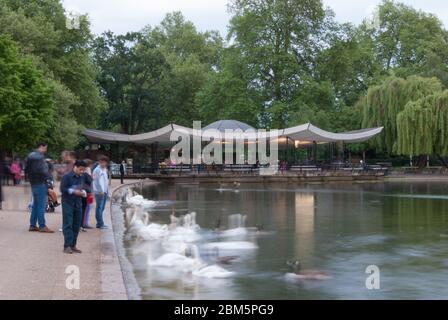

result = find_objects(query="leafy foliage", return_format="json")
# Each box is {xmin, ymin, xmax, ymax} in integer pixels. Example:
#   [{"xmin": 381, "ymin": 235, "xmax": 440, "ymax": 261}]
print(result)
[
  {"xmin": 2, "ymin": 0, "xmax": 448, "ymax": 159},
  {"xmin": 0, "ymin": 0, "xmax": 105, "ymax": 154},
  {"xmin": 0, "ymin": 36, "xmax": 54, "ymax": 153},
  {"xmin": 396, "ymin": 91, "xmax": 448, "ymax": 156},
  {"xmin": 362, "ymin": 76, "xmax": 442, "ymax": 154}
]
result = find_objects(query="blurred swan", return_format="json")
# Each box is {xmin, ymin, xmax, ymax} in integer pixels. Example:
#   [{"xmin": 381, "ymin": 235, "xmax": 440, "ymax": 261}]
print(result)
[
  {"xmin": 218, "ymin": 214, "xmax": 248, "ymax": 238},
  {"xmin": 168, "ymin": 227, "xmax": 201, "ymax": 243},
  {"xmin": 218, "ymin": 227, "xmax": 248, "ymax": 238},
  {"xmin": 165, "ymin": 212, "xmax": 201, "ymax": 242},
  {"xmin": 128, "ymin": 209, "xmax": 149, "ymax": 233},
  {"xmin": 139, "ymin": 223, "xmax": 169, "ymax": 241},
  {"xmin": 170, "ymin": 212, "xmax": 180, "ymax": 229},
  {"xmin": 193, "ymin": 265, "xmax": 235, "ymax": 278},
  {"xmin": 149, "ymin": 245, "xmax": 205, "ymax": 271},
  {"xmin": 161, "ymin": 240, "xmax": 189, "ymax": 254},
  {"xmin": 149, "ymin": 253, "xmax": 204, "ymax": 271},
  {"xmin": 182, "ymin": 212, "xmax": 199, "ymax": 230},
  {"xmin": 126, "ymin": 194, "xmax": 156, "ymax": 208},
  {"xmin": 204, "ymin": 241, "xmax": 258, "ymax": 250}
]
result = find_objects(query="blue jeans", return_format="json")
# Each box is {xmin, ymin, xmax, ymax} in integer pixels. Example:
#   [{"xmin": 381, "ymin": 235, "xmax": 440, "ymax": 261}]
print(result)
[
  {"xmin": 30, "ymin": 184, "xmax": 47, "ymax": 229},
  {"xmin": 62, "ymin": 202, "xmax": 82, "ymax": 248},
  {"xmin": 95, "ymin": 194, "xmax": 107, "ymax": 228}
]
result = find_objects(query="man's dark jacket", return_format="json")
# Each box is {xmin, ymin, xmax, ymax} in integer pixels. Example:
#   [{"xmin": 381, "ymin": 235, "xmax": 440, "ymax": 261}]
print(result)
[
  {"xmin": 25, "ymin": 151, "xmax": 49, "ymax": 185},
  {"xmin": 60, "ymin": 171, "xmax": 91, "ymax": 209}
]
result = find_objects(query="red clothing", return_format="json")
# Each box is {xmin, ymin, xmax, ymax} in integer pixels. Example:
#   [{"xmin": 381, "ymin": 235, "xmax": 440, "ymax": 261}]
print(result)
[{"xmin": 10, "ymin": 163, "xmax": 21, "ymax": 180}]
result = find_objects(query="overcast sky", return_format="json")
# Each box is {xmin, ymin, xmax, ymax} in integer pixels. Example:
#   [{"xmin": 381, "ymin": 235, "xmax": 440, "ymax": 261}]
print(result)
[{"xmin": 62, "ymin": 0, "xmax": 448, "ymax": 36}]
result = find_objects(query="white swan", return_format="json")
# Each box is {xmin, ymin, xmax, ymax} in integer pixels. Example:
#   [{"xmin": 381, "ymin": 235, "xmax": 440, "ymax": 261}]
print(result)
[
  {"xmin": 149, "ymin": 253, "xmax": 194, "ymax": 267},
  {"xmin": 165, "ymin": 212, "xmax": 202, "ymax": 242},
  {"xmin": 128, "ymin": 209, "xmax": 149, "ymax": 234},
  {"xmin": 127, "ymin": 194, "xmax": 156, "ymax": 208},
  {"xmin": 161, "ymin": 240, "xmax": 189, "ymax": 254},
  {"xmin": 204, "ymin": 241, "xmax": 258, "ymax": 250},
  {"xmin": 148, "ymin": 245, "xmax": 205, "ymax": 272},
  {"xmin": 218, "ymin": 227, "xmax": 248, "ymax": 238},
  {"xmin": 169, "ymin": 226, "xmax": 201, "ymax": 243},
  {"xmin": 170, "ymin": 213, "xmax": 180, "ymax": 229},
  {"xmin": 139, "ymin": 223, "xmax": 169, "ymax": 241},
  {"xmin": 182, "ymin": 212, "xmax": 200, "ymax": 231},
  {"xmin": 193, "ymin": 265, "xmax": 235, "ymax": 278}
]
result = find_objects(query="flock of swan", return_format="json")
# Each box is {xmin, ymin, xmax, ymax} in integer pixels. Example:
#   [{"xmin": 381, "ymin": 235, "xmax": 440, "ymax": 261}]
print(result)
[
  {"xmin": 125, "ymin": 192, "xmax": 261, "ymax": 279},
  {"xmin": 125, "ymin": 191, "xmax": 331, "ymax": 282}
]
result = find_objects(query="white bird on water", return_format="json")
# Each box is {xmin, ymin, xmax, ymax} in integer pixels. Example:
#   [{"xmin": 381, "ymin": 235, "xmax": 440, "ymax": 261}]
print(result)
[
  {"xmin": 193, "ymin": 265, "xmax": 235, "ymax": 278},
  {"xmin": 204, "ymin": 241, "xmax": 258, "ymax": 251},
  {"xmin": 139, "ymin": 223, "xmax": 169, "ymax": 241},
  {"xmin": 148, "ymin": 245, "xmax": 205, "ymax": 272},
  {"xmin": 126, "ymin": 194, "xmax": 156, "ymax": 208}
]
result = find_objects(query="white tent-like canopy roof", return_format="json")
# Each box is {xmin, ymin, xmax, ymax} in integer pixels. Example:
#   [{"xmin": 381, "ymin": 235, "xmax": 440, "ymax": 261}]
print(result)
[
  {"xmin": 203, "ymin": 120, "xmax": 255, "ymax": 132},
  {"xmin": 83, "ymin": 121, "xmax": 383, "ymax": 145},
  {"xmin": 282, "ymin": 123, "xmax": 384, "ymax": 143}
]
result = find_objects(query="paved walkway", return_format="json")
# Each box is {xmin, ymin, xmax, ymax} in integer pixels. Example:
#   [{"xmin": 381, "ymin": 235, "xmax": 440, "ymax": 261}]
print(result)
[{"xmin": 0, "ymin": 180, "xmax": 131, "ymax": 300}]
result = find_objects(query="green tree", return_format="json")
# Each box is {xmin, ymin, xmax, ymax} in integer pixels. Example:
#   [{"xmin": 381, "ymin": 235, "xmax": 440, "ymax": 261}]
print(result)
[
  {"xmin": 195, "ymin": 47, "xmax": 261, "ymax": 127},
  {"xmin": 228, "ymin": 0, "xmax": 331, "ymax": 127},
  {"xmin": 145, "ymin": 12, "xmax": 223, "ymax": 126},
  {"xmin": 396, "ymin": 91, "xmax": 448, "ymax": 156},
  {"xmin": 0, "ymin": 36, "xmax": 54, "ymax": 153},
  {"xmin": 316, "ymin": 23, "xmax": 381, "ymax": 109},
  {"xmin": 362, "ymin": 76, "xmax": 443, "ymax": 154},
  {"xmin": 0, "ymin": 0, "xmax": 105, "ymax": 127},
  {"xmin": 93, "ymin": 32, "xmax": 169, "ymax": 134},
  {"xmin": 359, "ymin": 0, "xmax": 448, "ymax": 86},
  {"xmin": 46, "ymin": 81, "xmax": 83, "ymax": 155}
]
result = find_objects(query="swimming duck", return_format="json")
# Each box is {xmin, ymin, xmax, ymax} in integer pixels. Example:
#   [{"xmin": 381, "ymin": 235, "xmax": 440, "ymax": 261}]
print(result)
[
  {"xmin": 285, "ymin": 260, "xmax": 331, "ymax": 281},
  {"xmin": 214, "ymin": 247, "xmax": 239, "ymax": 265}
]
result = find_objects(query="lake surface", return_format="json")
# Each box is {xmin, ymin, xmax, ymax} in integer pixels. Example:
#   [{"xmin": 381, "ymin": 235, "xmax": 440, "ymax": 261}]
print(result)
[{"xmin": 123, "ymin": 181, "xmax": 448, "ymax": 300}]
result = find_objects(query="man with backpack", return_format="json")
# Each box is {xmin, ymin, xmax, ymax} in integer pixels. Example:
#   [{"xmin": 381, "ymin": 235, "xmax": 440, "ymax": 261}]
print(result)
[{"xmin": 26, "ymin": 142, "xmax": 54, "ymax": 233}]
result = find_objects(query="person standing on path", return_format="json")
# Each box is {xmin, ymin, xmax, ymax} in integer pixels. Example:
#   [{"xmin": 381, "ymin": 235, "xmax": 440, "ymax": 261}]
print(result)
[
  {"xmin": 60, "ymin": 160, "xmax": 89, "ymax": 254},
  {"xmin": 81, "ymin": 159, "xmax": 94, "ymax": 231},
  {"xmin": 119, "ymin": 160, "xmax": 126, "ymax": 184},
  {"xmin": 10, "ymin": 158, "xmax": 22, "ymax": 185},
  {"xmin": 92, "ymin": 156, "xmax": 109, "ymax": 229},
  {"xmin": 58, "ymin": 151, "xmax": 76, "ymax": 179},
  {"xmin": 26, "ymin": 142, "xmax": 54, "ymax": 233}
]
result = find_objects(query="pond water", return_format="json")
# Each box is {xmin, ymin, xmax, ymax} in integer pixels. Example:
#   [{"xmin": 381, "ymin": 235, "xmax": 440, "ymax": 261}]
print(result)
[{"xmin": 122, "ymin": 181, "xmax": 448, "ymax": 300}]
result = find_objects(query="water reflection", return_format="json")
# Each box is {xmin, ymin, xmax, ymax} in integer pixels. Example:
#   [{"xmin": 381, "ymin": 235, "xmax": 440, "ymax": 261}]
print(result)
[
  {"xmin": 123, "ymin": 181, "xmax": 448, "ymax": 300},
  {"xmin": 294, "ymin": 193, "xmax": 315, "ymax": 265}
]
